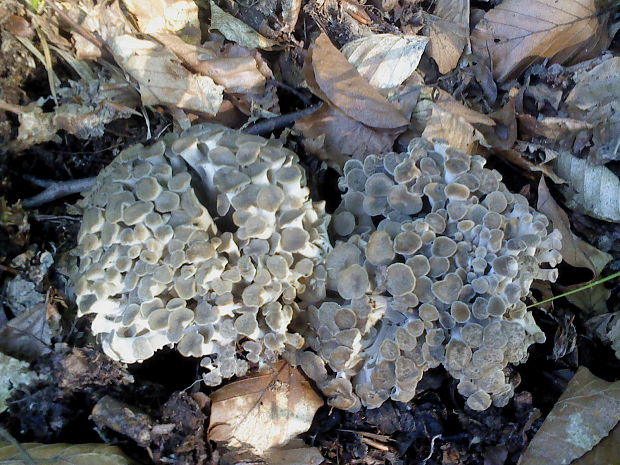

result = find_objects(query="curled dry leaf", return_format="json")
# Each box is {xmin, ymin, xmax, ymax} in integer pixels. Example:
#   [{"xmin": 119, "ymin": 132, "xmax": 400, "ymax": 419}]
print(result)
[
  {"xmin": 519, "ymin": 367, "xmax": 620, "ymax": 465},
  {"xmin": 108, "ymin": 35, "xmax": 224, "ymax": 115},
  {"xmin": 208, "ymin": 361, "xmax": 323, "ymax": 456},
  {"xmin": 305, "ymin": 33, "xmax": 410, "ymax": 129},
  {"xmin": 209, "ymin": 1, "xmax": 278, "ymax": 50},
  {"xmin": 123, "ymin": 0, "xmax": 200, "ymax": 43},
  {"xmin": 537, "ymin": 176, "xmax": 611, "ymax": 279},
  {"xmin": 0, "ymin": 441, "xmax": 138, "ymax": 465},
  {"xmin": 153, "ymin": 33, "xmax": 267, "ymax": 93},
  {"xmin": 552, "ymin": 151, "xmax": 620, "ymax": 223},
  {"xmin": 471, "ymin": 0, "xmax": 611, "ymax": 82},
  {"xmin": 341, "ymin": 33, "xmax": 429, "ymax": 89}
]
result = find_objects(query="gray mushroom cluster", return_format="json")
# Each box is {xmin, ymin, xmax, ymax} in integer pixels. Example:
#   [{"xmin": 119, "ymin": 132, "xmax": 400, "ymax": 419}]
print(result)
[
  {"xmin": 299, "ymin": 138, "xmax": 562, "ymax": 411},
  {"xmin": 72, "ymin": 126, "xmax": 562, "ymax": 411},
  {"xmin": 72, "ymin": 124, "xmax": 329, "ymax": 386}
]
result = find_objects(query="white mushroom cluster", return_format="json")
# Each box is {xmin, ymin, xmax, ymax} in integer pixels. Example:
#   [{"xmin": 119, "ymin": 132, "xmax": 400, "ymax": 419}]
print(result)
[
  {"xmin": 299, "ymin": 138, "xmax": 562, "ymax": 411},
  {"xmin": 72, "ymin": 124, "xmax": 330, "ymax": 385}
]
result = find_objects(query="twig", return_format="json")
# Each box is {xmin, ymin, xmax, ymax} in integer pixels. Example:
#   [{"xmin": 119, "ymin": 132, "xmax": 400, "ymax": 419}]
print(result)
[
  {"xmin": 22, "ymin": 177, "xmax": 96, "ymax": 208},
  {"xmin": 267, "ymin": 79, "xmax": 313, "ymax": 106},
  {"xmin": 244, "ymin": 104, "xmax": 320, "ymax": 135}
]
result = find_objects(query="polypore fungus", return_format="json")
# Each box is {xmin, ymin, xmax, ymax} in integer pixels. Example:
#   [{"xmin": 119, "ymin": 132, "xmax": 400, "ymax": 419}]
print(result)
[
  {"xmin": 300, "ymin": 139, "xmax": 562, "ymax": 411},
  {"xmin": 72, "ymin": 124, "xmax": 330, "ymax": 386}
]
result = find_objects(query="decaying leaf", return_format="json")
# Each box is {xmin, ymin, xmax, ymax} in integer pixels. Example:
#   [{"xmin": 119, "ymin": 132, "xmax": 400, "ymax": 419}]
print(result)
[
  {"xmin": 208, "ymin": 361, "xmax": 323, "ymax": 456},
  {"xmin": 305, "ymin": 33, "xmax": 410, "ymax": 129},
  {"xmin": 565, "ymin": 285, "xmax": 611, "ymax": 315},
  {"xmin": 296, "ymin": 103, "xmax": 399, "ymax": 168},
  {"xmin": 0, "ymin": 302, "xmax": 52, "ymax": 362},
  {"xmin": 564, "ymin": 57, "xmax": 620, "ymax": 164},
  {"xmin": 537, "ymin": 177, "xmax": 612, "ymax": 278},
  {"xmin": 209, "ymin": 1, "xmax": 278, "ymax": 50},
  {"xmin": 573, "ymin": 421, "xmax": 620, "ymax": 465},
  {"xmin": 0, "ymin": 353, "xmax": 38, "ymax": 413},
  {"xmin": 422, "ymin": 0, "xmax": 469, "ymax": 74},
  {"xmin": 552, "ymin": 151, "xmax": 620, "ymax": 222},
  {"xmin": 123, "ymin": 0, "xmax": 200, "ymax": 43},
  {"xmin": 108, "ymin": 35, "xmax": 224, "ymax": 115},
  {"xmin": 341, "ymin": 33, "xmax": 429, "ymax": 88},
  {"xmin": 471, "ymin": 0, "xmax": 610, "ymax": 82},
  {"xmin": 0, "ymin": 441, "xmax": 138, "ymax": 465},
  {"xmin": 519, "ymin": 367, "xmax": 620, "ymax": 465}
]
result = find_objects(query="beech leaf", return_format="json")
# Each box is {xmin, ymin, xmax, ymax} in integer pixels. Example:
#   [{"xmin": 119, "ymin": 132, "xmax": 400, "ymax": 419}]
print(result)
[
  {"xmin": 208, "ymin": 361, "xmax": 323, "ymax": 456},
  {"xmin": 307, "ymin": 33, "xmax": 409, "ymax": 129},
  {"xmin": 341, "ymin": 33, "xmax": 429, "ymax": 88},
  {"xmin": 537, "ymin": 177, "xmax": 611, "ymax": 278},
  {"xmin": 519, "ymin": 367, "xmax": 620, "ymax": 465},
  {"xmin": 209, "ymin": 1, "xmax": 278, "ymax": 50},
  {"xmin": 0, "ymin": 441, "xmax": 138, "ymax": 465},
  {"xmin": 552, "ymin": 151, "xmax": 620, "ymax": 223},
  {"xmin": 471, "ymin": 0, "xmax": 610, "ymax": 82}
]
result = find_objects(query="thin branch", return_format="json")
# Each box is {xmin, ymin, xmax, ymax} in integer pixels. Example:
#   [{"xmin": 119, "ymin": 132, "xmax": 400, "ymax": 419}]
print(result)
[
  {"xmin": 22, "ymin": 177, "xmax": 96, "ymax": 208},
  {"xmin": 244, "ymin": 104, "xmax": 320, "ymax": 135}
]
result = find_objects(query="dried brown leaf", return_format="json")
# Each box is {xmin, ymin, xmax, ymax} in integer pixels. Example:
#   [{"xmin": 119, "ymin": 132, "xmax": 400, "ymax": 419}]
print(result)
[
  {"xmin": 341, "ymin": 33, "xmax": 428, "ymax": 88},
  {"xmin": 494, "ymin": 146, "xmax": 567, "ymax": 185},
  {"xmin": 519, "ymin": 367, "xmax": 620, "ymax": 465},
  {"xmin": 573, "ymin": 421, "xmax": 620, "ymax": 465},
  {"xmin": 208, "ymin": 361, "xmax": 323, "ymax": 456},
  {"xmin": 422, "ymin": 0, "xmax": 470, "ymax": 74},
  {"xmin": 471, "ymin": 0, "xmax": 610, "ymax": 82},
  {"xmin": 565, "ymin": 285, "xmax": 611, "ymax": 315},
  {"xmin": 307, "ymin": 33, "xmax": 409, "ymax": 129},
  {"xmin": 537, "ymin": 176, "xmax": 612, "ymax": 278},
  {"xmin": 108, "ymin": 35, "xmax": 224, "ymax": 115},
  {"xmin": 552, "ymin": 151, "xmax": 620, "ymax": 222},
  {"xmin": 295, "ymin": 103, "xmax": 401, "ymax": 169},
  {"xmin": 0, "ymin": 441, "xmax": 138, "ymax": 465}
]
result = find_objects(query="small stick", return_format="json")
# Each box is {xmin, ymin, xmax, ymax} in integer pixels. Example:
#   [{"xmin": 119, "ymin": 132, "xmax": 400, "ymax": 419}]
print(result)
[
  {"xmin": 22, "ymin": 177, "xmax": 96, "ymax": 208},
  {"xmin": 244, "ymin": 104, "xmax": 320, "ymax": 135}
]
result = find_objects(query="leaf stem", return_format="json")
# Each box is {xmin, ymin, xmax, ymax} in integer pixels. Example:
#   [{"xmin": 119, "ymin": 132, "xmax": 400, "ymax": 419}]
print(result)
[{"xmin": 526, "ymin": 271, "xmax": 620, "ymax": 309}]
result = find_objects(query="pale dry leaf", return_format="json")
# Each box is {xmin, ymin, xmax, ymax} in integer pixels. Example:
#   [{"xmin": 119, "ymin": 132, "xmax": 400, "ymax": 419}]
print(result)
[
  {"xmin": 209, "ymin": 1, "xmax": 278, "ymax": 50},
  {"xmin": 416, "ymin": 87, "xmax": 496, "ymax": 127},
  {"xmin": 123, "ymin": 0, "xmax": 200, "ymax": 43},
  {"xmin": 517, "ymin": 114, "xmax": 595, "ymax": 141},
  {"xmin": 264, "ymin": 441, "xmax": 324, "ymax": 465},
  {"xmin": 471, "ymin": 0, "xmax": 611, "ymax": 82},
  {"xmin": 341, "ymin": 33, "xmax": 429, "ymax": 89},
  {"xmin": 307, "ymin": 33, "xmax": 410, "ymax": 129},
  {"xmin": 573, "ymin": 421, "xmax": 620, "ymax": 465},
  {"xmin": 519, "ymin": 367, "xmax": 620, "ymax": 465},
  {"xmin": 0, "ymin": 441, "xmax": 138, "ymax": 465},
  {"xmin": 208, "ymin": 361, "xmax": 323, "ymax": 456},
  {"xmin": 566, "ymin": 57, "xmax": 620, "ymax": 112},
  {"xmin": 494, "ymin": 146, "xmax": 567, "ymax": 185},
  {"xmin": 108, "ymin": 35, "xmax": 224, "ymax": 115},
  {"xmin": 295, "ymin": 103, "xmax": 401, "ymax": 169},
  {"xmin": 565, "ymin": 285, "xmax": 611, "ymax": 315},
  {"xmin": 537, "ymin": 176, "xmax": 612, "ymax": 278},
  {"xmin": 421, "ymin": 104, "xmax": 485, "ymax": 154},
  {"xmin": 153, "ymin": 33, "xmax": 267, "ymax": 93},
  {"xmin": 552, "ymin": 151, "xmax": 620, "ymax": 222}
]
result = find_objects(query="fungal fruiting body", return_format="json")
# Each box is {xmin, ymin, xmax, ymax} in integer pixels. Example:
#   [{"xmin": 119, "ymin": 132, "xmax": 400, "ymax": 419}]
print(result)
[
  {"xmin": 72, "ymin": 127, "xmax": 562, "ymax": 412},
  {"xmin": 72, "ymin": 124, "xmax": 329, "ymax": 386},
  {"xmin": 299, "ymin": 138, "xmax": 562, "ymax": 411}
]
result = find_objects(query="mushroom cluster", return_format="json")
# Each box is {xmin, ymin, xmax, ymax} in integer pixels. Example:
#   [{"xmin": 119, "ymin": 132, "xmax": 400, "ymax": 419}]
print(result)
[
  {"xmin": 72, "ymin": 124, "xmax": 330, "ymax": 385},
  {"xmin": 299, "ymin": 138, "xmax": 562, "ymax": 411}
]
